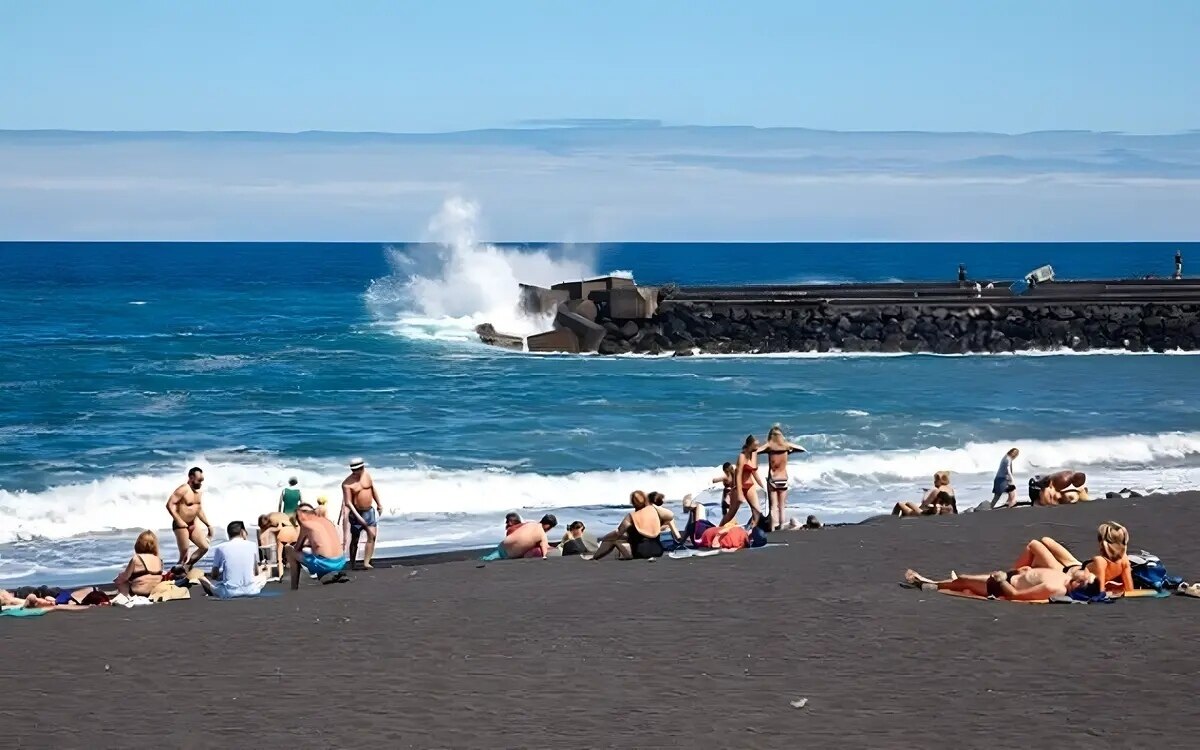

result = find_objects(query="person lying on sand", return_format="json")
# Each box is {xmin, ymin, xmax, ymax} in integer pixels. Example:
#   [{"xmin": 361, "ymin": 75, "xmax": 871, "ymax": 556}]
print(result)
[
  {"xmin": 681, "ymin": 494, "xmax": 715, "ymax": 543},
  {"xmin": 257, "ymin": 512, "xmax": 299, "ymax": 579},
  {"xmin": 1, "ymin": 589, "xmax": 58, "ymax": 609},
  {"xmin": 905, "ymin": 566, "xmax": 1096, "ymax": 601},
  {"xmin": 893, "ymin": 471, "xmax": 957, "ymax": 516},
  {"xmin": 287, "ymin": 503, "xmax": 349, "ymax": 588},
  {"xmin": 1029, "ymin": 471, "xmax": 1089, "ymax": 505},
  {"xmin": 480, "ymin": 514, "xmax": 558, "ymax": 561},
  {"xmin": 591, "ymin": 491, "xmax": 683, "ymax": 561},
  {"xmin": 698, "ymin": 524, "xmax": 749, "ymax": 550},
  {"xmin": 1011, "ymin": 521, "xmax": 1133, "ymax": 596}
]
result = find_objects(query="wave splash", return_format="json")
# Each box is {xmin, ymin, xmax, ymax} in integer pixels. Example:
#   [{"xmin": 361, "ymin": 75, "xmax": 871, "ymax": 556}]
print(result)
[
  {"xmin": 364, "ymin": 197, "xmax": 595, "ymax": 342},
  {"xmin": 2, "ymin": 431, "xmax": 1198, "ymax": 545}
]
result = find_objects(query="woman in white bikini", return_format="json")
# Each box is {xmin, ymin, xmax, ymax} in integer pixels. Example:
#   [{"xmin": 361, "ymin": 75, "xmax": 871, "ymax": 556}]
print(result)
[{"xmin": 761, "ymin": 424, "xmax": 805, "ymax": 531}]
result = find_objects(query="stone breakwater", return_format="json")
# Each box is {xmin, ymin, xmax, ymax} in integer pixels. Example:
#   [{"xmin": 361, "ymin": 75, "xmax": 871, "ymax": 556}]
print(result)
[{"xmin": 597, "ymin": 301, "xmax": 1200, "ymax": 355}]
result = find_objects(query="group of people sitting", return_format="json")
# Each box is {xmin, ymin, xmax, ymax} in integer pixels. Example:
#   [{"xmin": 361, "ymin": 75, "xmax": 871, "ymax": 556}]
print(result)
[
  {"xmin": 891, "ymin": 446, "xmax": 1091, "ymax": 518},
  {"xmin": 906, "ymin": 520, "xmax": 1133, "ymax": 601},
  {"xmin": 481, "ymin": 487, "xmax": 825, "ymax": 563}
]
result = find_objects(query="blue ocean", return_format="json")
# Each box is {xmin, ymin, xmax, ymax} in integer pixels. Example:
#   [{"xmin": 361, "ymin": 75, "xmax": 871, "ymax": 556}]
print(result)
[{"xmin": 2, "ymin": 229, "xmax": 1199, "ymax": 587}]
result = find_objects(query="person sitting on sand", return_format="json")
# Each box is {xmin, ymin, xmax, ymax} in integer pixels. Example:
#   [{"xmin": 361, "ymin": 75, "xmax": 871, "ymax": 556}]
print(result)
[
  {"xmin": 560, "ymin": 521, "xmax": 599, "ymax": 556},
  {"xmin": 113, "ymin": 530, "xmax": 165, "ymax": 598},
  {"xmin": 1029, "ymin": 471, "xmax": 1089, "ymax": 505},
  {"xmin": 481, "ymin": 514, "xmax": 558, "ymax": 561},
  {"xmin": 287, "ymin": 503, "xmax": 349, "ymax": 588},
  {"xmin": 202, "ymin": 520, "xmax": 268, "ymax": 599},
  {"xmin": 893, "ymin": 471, "xmax": 957, "ymax": 516},
  {"xmin": 990, "ymin": 448, "xmax": 1020, "ymax": 509},
  {"xmin": 257, "ymin": 512, "xmax": 299, "ymax": 580},
  {"xmin": 802, "ymin": 515, "xmax": 822, "ymax": 530},
  {"xmin": 905, "ymin": 566, "xmax": 1096, "ymax": 601},
  {"xmin": 1010, "ymin": 521, "xmax": 1134, "ymax": 596},
  {"xmin": 591, "ymin": 491, "xmax": 683, "ymax": 561},
  {"xmin": 761, "ymin": 424, "xmax": 806, "ymax": 531},
  {"xmin": 719, "ymin": 436, "xmax": 766, "ymax": 529}
]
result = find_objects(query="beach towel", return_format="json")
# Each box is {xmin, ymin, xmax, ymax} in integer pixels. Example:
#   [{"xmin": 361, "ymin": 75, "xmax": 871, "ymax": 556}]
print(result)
[{"xmin": 0, "ymin": 607, "xmax": 51, "ymax": 617}]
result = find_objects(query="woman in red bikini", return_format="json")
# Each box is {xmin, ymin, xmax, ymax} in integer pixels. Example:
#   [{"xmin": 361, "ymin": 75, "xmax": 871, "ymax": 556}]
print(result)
[{"xmin": 719, "ymin": 435, "xmax": 765, "ymax": 528}]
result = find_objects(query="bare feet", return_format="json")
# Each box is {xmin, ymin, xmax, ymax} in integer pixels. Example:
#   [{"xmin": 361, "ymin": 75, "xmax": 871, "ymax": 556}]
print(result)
[{"xmin": 362, "ymin": 562, "xmax": 373, "ymax": 571}]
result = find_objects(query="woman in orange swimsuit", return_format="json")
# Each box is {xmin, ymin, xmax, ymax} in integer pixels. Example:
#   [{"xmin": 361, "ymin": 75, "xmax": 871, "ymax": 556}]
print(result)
[
  {"xmin": 1010, "ymin": 521, "xmax": 1134, "ymax": 596},
  {"xmin": 719, "ymin": 435, "xmax": 764, "ymax": 528},
  {"xmin": 761, "ymin": 424, "xmax": 805, "ymax": 531}
]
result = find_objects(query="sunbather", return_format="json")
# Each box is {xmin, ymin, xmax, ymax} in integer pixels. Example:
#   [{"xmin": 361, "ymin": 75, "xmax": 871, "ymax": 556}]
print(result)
[
  {"xmin": 592, "ymin": 490, "xmax": 683, "ymax": 560},
  {"xmin": 0, "ymin": 589, "xmax": 57, "ymax": 609},
  {"xmin": 113, "ymin": 530, "xmax": 165, "ymax": 598},
  {"xmin": 1029, "ymin": 471, "xmax": 1089, "ymax": 505},
  {"xmin": 893, "ymin": 471, "xmax": 957, "ymax": 516},
  {"xmin": 905, "ymin": 566, "xmax": 1095, "ymax": 601},
  {"xmin": 1010, "ymin": 521, "xmax": 1134, "ymax": 595}
]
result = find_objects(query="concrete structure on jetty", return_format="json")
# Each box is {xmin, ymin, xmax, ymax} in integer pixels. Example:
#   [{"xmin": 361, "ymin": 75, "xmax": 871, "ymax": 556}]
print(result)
[{"xmin": 476, "ymin": 268, "xmax": 1200, "ymax": 355}]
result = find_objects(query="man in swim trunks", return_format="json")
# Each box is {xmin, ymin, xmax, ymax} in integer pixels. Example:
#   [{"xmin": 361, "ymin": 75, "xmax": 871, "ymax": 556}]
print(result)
[
  {"xmin": 342, "ymin": 457, "xmax": 383, "ymax": 570},
  {"xmin": 166, "ymin": 467, "xmax": 214, "ymax": 569},
  {"xmin": 287, "ymin": 503, "xmax": 348, "ymax": 588},
  {"xmin": 905, "ymin": 567, "xmax": 1095, "ymax": 601},
  {"xmin": 257, "ymin": 512, "xmax": 299, "ymax": 579}
]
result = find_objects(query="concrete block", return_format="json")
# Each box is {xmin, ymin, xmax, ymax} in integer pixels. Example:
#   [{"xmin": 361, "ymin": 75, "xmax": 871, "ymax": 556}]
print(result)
[
  {"xmin": 554, "ymin": 306, "xmax": 606, "ymax": 352},
  {"xmin": 519, "ymin": 284, "xmax": 570, "ymax": 316},
  {"xmin": 607, "ymin": 286, "xmax": 659, "ymax": 319},
  {"xmin": 527, "ymin": 328, "xmax": 580, "ymax": 353}
]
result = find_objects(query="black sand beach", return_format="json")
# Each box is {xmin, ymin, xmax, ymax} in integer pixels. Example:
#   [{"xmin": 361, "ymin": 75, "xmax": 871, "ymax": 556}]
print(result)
[{"xmin": 3, "ymin": 492, "xmax": 1198, "ymax": 749}]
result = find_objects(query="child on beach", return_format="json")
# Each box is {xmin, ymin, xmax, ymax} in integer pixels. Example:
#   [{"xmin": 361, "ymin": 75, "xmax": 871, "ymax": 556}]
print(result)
[{"xmin": 713, "ymin": 462, "xmax": 735, "ymax": 518}]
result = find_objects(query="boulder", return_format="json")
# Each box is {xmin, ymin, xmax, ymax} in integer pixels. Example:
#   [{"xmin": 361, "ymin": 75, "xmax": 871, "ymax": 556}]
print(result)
[
  {"xmin": 564, "ymin": 299, "xmax": 598, "ymax": 321},
  {"xmin": 554, "ymin": 306, "xmax": 606, "ymax": 352},
  {"xmin": 474, "ymin": 324, "xmax": 524, "ymax": 350}
]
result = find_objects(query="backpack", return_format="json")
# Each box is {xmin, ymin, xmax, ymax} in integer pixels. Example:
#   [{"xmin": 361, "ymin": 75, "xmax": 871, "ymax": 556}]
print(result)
[{"xmin": 1128, "ymin": 551, "xmax": 1184, "ymax": 591}]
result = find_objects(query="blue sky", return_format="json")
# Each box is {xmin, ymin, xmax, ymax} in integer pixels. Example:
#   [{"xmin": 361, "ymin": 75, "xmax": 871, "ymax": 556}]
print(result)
[{"xmin": 2, "ymin": 1, "xmax": 1198, "ymax": 133}]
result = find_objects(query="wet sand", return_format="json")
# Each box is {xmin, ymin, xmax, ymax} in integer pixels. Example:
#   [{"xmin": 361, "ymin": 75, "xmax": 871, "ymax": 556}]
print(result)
[{"xmin": 3, "ymin": 492, "xmax": 1198, "ymax": 749}]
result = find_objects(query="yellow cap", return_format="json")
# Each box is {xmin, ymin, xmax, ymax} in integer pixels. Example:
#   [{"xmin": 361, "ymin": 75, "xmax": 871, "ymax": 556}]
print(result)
[{"xmin": 317, "ymin": 495, "xmax": 328, "ymax": 505}]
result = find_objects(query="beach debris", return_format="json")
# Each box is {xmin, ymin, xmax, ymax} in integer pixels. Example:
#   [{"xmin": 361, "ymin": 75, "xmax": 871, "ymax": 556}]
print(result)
[
  {"xmin": 790, "ymin": 698, "xmax": 809, "ymax": 709},
  {"xmin": 104, "ymin": 664, "xmax": 110, "ymax": 672}
]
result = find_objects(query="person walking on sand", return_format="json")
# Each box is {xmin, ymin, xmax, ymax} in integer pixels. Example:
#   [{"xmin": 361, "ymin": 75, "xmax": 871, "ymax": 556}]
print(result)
[
  {"xmin": 990, "ymin": 448, "xmax": 1020, "ymax": 508},
  {"xmin": 719, "ymin": 436, "xmax": 765, "ymax": 529},
  {"xmin": 761, "ymin": 424, "xmax": 805, "ymax": 531},
  {"xmin": 342, "ymin": 457, "xmax": 382, "ymax": 570},
  {"xmin": 287, "ymin": 503, "xmax": 349, "ymax": 588},
  {"xmin": 166, "ymin": 467, "xmax": 214, "ymax": 568},
  {"xmin": 278, "ymin": 476, "xmax": 302, "ymax": 520}
]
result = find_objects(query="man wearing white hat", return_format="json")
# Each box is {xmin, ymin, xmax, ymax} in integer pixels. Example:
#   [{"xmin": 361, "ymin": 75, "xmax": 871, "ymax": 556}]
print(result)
[{"xmin": 341, "ymin": 457, "xmax": 382, "ymax": 570}]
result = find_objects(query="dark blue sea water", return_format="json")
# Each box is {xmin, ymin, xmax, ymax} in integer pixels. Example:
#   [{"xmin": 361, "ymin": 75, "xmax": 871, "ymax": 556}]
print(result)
[{"xmin": 1, "ymin": 239, "xmax": 1198, "ymax": 587}]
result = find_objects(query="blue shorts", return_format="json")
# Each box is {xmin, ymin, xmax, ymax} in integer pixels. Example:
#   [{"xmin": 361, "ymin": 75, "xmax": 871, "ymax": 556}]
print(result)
[
  {"xmin": 479, "ymin": 545, "xmax": 509, "ymax": 562},
  {"xmin": 301, "ymin": 552, "xmax": 347, "ymax": 578},
  {"xmin": 350, "ymin": 507, "xmax": 377, "ymax": 532}
]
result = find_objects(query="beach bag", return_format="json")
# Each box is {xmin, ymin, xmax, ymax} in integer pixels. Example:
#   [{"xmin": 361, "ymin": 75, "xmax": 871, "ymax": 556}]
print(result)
[
  {"xmin": 1128, "ymin": 551, "xmax": 1184, "ymax": 591},
  {"xmin": 659, "ymin": 531, "xmax": 685, "ymax": 552},
  {"xmin": 748, "ymin": 526, "xmax": 769, "ymax": 548}
]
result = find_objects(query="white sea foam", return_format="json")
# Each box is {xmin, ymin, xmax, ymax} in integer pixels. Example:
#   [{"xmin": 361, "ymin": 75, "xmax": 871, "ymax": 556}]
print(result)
[
  {"xmin": 2, "ymin": 431, "xmax": 1198, "ymax": 545},
  {"xmin": 364, "ymin": 197, "xmax": 597, "ymax": 342}
]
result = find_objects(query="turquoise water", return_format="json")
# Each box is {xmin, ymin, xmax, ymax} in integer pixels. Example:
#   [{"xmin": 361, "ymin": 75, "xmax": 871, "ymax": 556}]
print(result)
[{"xmin": 1, "ymin": 239, "xmax": 1198, "ymax": 587}]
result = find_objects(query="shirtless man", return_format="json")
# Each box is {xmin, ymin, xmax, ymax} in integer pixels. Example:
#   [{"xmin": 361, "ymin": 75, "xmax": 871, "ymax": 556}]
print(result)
[
  {"xmin": 905, "ymin": 566, "xmax": 1096, "ymax": 601},
  {"xmin": 166, "ymin": 467, "xmax": 214, "ymax": 568},
  {"xmin": 1030, "ymin": 471, "xmax": 1088, "ymax": 505},
  {"xmin": 257, "ymin": 512, "xmax": 299, "ymax": 579},
  {"xmin": 480, "ymin": 514, "xmax": 557, "ymax": 561},
  {"xmin": 341, "ymin": 457, "xmax": 383, "ymax": 570},
  {"xmin": 287, "ymin": 503, "xmax": 349, "ymax": 588}
]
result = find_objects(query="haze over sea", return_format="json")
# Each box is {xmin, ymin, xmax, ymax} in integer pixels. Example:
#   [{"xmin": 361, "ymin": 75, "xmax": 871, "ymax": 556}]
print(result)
[{"xmin": 2, "ymin": 203, "xmax": 1198, "ymax": 587}]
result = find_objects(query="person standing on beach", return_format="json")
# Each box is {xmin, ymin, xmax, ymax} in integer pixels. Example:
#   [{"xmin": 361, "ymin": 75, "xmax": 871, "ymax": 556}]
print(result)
[
  {"xmin": 719, "ymin": 436, "xmax": 765, "ymax": 529},
  {"xmin": 166, "ymin": 467, "xmax": 214, "ymax": 568},
  {"xmin": 761, "ymin": 425, "xmax": 805, "ymax": 531},
  {"xmin": 278, "ymin": 477, "xmax": 302, "ymax": 520},
  {"xmin": 342, "ymin": 458, "xmax": 382, "ymax": 570},
  {"xmin": 990, "ymin": 448, "xmax": 1020, "ymax": 509}
]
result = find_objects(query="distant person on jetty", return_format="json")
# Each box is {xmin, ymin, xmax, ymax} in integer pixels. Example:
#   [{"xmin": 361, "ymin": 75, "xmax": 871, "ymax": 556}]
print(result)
[
  {"xmin": 591, "ymin": 490, "xmax": 683, "ymax": 561},
  {"xmin": 113, "ymin": 530, "xmax": 164, "ymax": 598},
  {"xmin": 893, "ymin": 471, "xmax": 957, "ymax": 516},
  {"xmin": 905, "ymin": 567, "xmax": 1095, "ymax": 601},
  {"xmin": 257, "ymin": 512, "xmax": 299, "ymax": 580},
  {"xmin": 1011, "ymin": 522, "xmax": 1133, "ymax": 596},
  {"xmin": 990, "ymin": 448, "xmax": 1020, "ymax": 508},
  {"xmin": 560, "ymin": 521, "xmax": 599, "ymax": 556},
  {"xmin": 719, "ymin": 436, "xmax": 765, "ymax": 529},
  {"xmin": 166, "ymin": 467, "xmax": 214, "ymax": 568},
  {"xmin": 203, "ymin": 521, "xmax": 268, "ymax": 599},
  {"xmin": 279, "ymin": 476, "xmax": 302, "ymax": 520},
  {"xmin": 1176, "ymin": 250, "xmax": 1184, "ymax": 280},
  {"xmin": 287, "ymin": 503, "xmax": 349, "ymax": 587},
  {"xmin": 480, "ymin": 514, "xmax": 557, "ymax": 560},
  {"xmin": 342, "ymin": 458, "xmax": 382, "ymax": 570},
  {"xmin": 761, "ymin": 424, "xmax": 806, "ymax": 531},
  {"xmin": 713, "ymin": 462, "xmax": 735, "ymax": 518},
  {"xmin": 1029, "ymin": 471, "xmax": 1089, "ymax": 505},
  {"xmin": 958, "ymin": 263, "xmax": 967, "ymax": 285}
]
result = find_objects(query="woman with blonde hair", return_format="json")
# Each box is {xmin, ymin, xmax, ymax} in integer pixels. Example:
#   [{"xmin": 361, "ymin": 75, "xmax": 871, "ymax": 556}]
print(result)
[
  {"xmin": 718, "ymin": 435, "xmax": 765, "ymax": 529},
  {"xmin": 893, "ymin": 471, "xmax": 956, "ymax": 516},
  {"xmin": 1009, "ymin": 521, "xmax": 1134, "ymax": 595},
  {"xmin": 114, "ymin": 530, "xmax": 165, "ymax": 597},
  {"xmin": 761, "ymin": 424, "xmax": 806, "ymax": 531}
]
